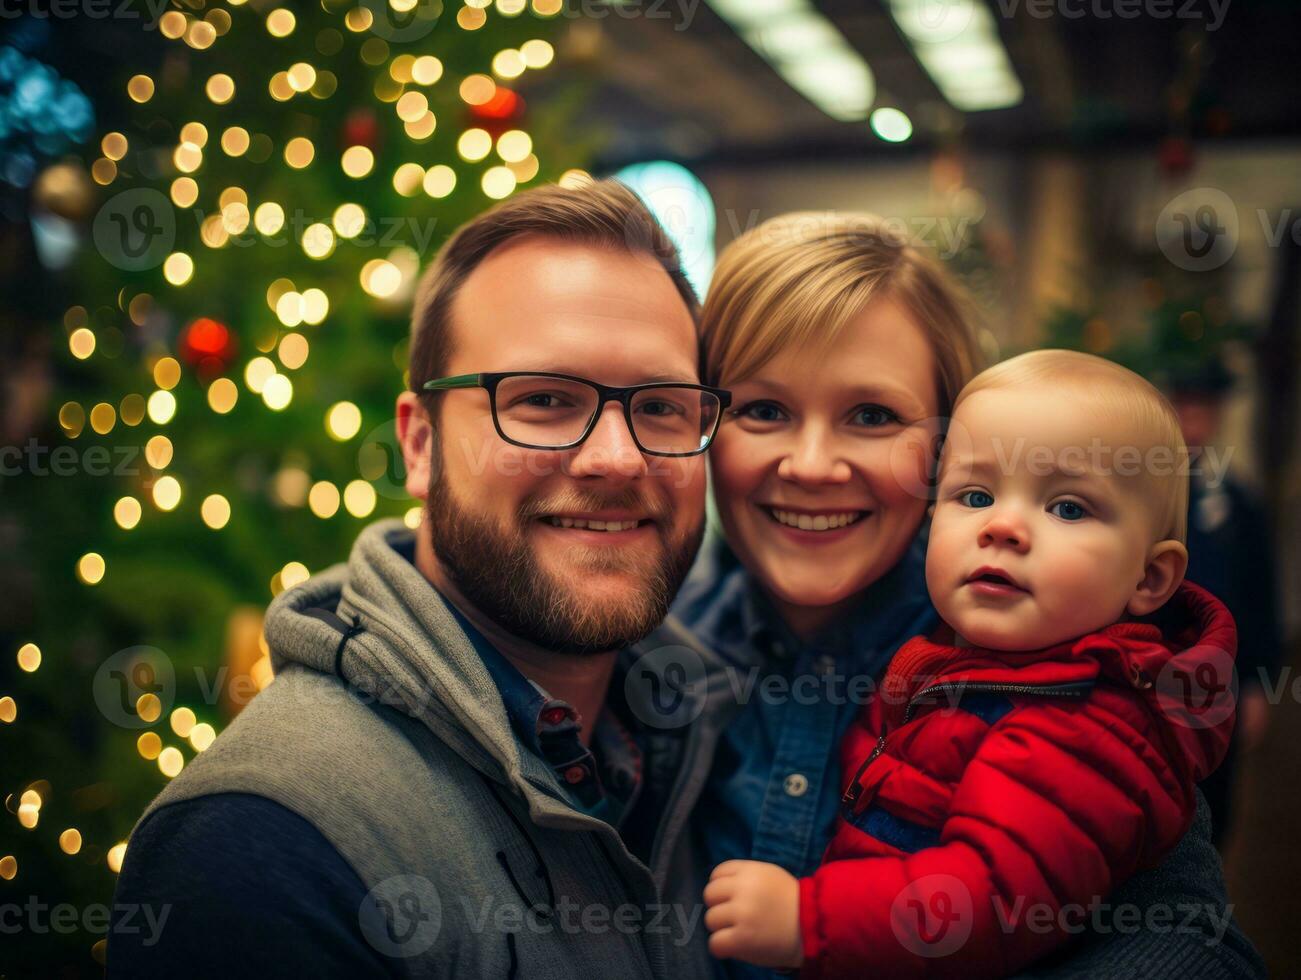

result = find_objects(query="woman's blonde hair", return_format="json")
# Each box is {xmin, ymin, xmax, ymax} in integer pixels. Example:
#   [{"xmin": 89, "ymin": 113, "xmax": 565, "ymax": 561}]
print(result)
[{"xmin": 701, "ymin": 212, "xmax": 986, "ymax": 417}]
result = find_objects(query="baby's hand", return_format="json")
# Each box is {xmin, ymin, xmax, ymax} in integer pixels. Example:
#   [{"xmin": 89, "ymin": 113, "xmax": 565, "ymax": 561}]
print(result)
[{"xmin": 703, "ymin": 860, "xmax": 803, "ymax": 969}]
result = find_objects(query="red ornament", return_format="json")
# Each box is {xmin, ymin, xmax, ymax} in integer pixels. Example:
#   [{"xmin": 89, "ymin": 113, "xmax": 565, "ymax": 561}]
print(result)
[
  {"xmin": 471, "ymin": 88, "xmax": 522, "ymax": 122},
  {"xmin": 179, "ymin": 317, "xmax": 236, "ymax": 382},
  {"xmin": 342, "ymin": 107, "xmax": 380, "ymax": 151}
]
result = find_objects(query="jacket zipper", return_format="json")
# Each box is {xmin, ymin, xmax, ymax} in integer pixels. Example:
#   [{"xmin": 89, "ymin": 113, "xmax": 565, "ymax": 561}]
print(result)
[{"xmin": 840, "ymin": 679, "xmax": 1093, "ymax": 809}]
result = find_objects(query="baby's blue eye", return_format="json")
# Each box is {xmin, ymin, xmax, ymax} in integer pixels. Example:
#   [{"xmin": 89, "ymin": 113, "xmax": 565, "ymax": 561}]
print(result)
[
  {"xmin": 959, "ymin": 490, "xmax": 994, "ymax": 508},
  {"xmin": 1050, "ymin": 500, "xmax": 1088, "ymax": 521}
]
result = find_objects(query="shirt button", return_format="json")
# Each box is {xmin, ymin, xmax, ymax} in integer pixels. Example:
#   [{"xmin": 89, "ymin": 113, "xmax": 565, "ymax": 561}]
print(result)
[
  {"xmin": 784, "ymin": 773, "xmax": 809, "ymax": 797},
  {"xmin": 563, "ymin": 765, "xmax": 587, "ymax": 784}
]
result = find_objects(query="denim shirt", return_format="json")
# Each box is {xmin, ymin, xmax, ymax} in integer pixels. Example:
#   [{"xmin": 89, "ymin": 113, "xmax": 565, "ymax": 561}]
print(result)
[{"xmin": 670, "ymin": 525, "xmax": 937, "ymax": 980}]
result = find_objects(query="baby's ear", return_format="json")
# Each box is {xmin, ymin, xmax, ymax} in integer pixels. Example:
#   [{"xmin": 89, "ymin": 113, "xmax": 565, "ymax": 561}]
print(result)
[{"xmin": 1127, "ymin": 540, "xmax": 1189, "ymax": 617}]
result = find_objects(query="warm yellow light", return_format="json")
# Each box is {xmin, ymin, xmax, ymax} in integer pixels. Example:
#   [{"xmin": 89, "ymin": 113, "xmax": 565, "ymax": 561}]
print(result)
[
  {"xmin": 301, "ymin": 288, "xmax": 329, "ymax": 325},
  {"xmin": 396, "ymin": 91, "xmax": 428, "ymax": 122},
  {"xmin": 308, "ymin": 481, "xmax": 341, "ymax": 518},
  {"xmin": 101, "ymin": 132, "xmax": 128, "ymax": 160},
  {"xmin": 90, "ymin": 402, "xmax": 116, "ymax": 435},
  {"xmin": 153, "ymin": 475, "xmax": 182, "ymax": 512},
  {"xmin": 266, "ymin": 8, "xmax": 296, "ymax": 36},
  {"xmin": 121, "ymin": 392, "xmax": 146, "ymax": 425},
  {"xmin": 159, "ymin": 10, "xmax": 186, "ymax": 38},
  {"xmin": 189, "ymin": 723, "xmax": 217, "ymax": 752},
  {"xmin": 60, "ymin": 829, "xmax": 83, "ymax": 855},
  {"xmin": 115, "ymin": 496, "xmax": 143, "ymax": 530},
  {"xmin": 482, "ymin": 166, "xmax": 518, "ymax": 200},
  {"xmin": 404, "ymin": 112, "xmax": 437, "ymax": 141},
  {"xmin": 521, "ymin": 38, "xmax": 555, "ymax": 67},
  {"xmin": 361, "ymin": 259, "xmax": 402, "ymax": 298},
  {"xmin": 254, "ymin": 202, "xmax": 285, "ymax": 236},
  {"xmin": 137, "ymin": 732, "xmax": 162, "ymax": 760},
  {"xmin": 158, "ymin": 747, "xmax": 184, "ymax": 778},
  {"xmin": 281, "ymin": 561, "xmax": 310, "ymax": 589},
  {"xmin": 493, "ymin": 49, "xmax": 526, "ymax": 79},
  {"xmin": 147, "ymin": 389, "xmax": 177, "ymax": 424},
  {"xmin": 16, "ymin": 644, "xmax": 40, "ymax": 673},
  {"xmin": 77, "ymin": 552, "xmax": 106, "ymax": 585},
  {"xmin": 344, "ymin": 480, "xmax": 378, "ymax": 518},
  {"xmin": 275, "ymin": 292, "xmax": 304, "ymax": 327},
  {"xmin": 423, "ymin": 165, "xmax": 457, "ymax": 198},
  {"xmin": 333, "ymin": 203, "xmax": 366, "ymax": 239},
  {"xmin": 496, "ymin": 130, "xmax": 532, "ymax": 163},
  {"xmin": 173, "ymin": 142, "xmax": 203, "ymax": 174},
  {"xmin": 288, "ymin": 62, "xmax": 317, "ymax": 92},
  {"xmin": 262, "ymin": 374, "xmax": 293, "ymax": 410},
  {"xmin": 392, "ymin": 163, "xmax": 425, "ymax": 197},
  {"xmin": 412, "ymin": 55, "xmax": 443, "ymax": 85},
  {"xmin": 221, "ymin": 202, "xmax": 250, "ymax": 235},
  {"xmin": 0, "ymin": 699, "xmax": 16, "ymax": 724},
  {"xmin": 69, "ymin": 327, "xmax": 96, "ymax": 360},
  {"xmin": 497, "ymin": 0, "xmax": 526, "ymax": 16},
  {"xmin": 144, "ymin": 434, "xmax": 173, "ymax": 469},
  {"xmin": 459, "ymin": 75, "xmax": 496, "ymax": 106},
  {"xmin": 180, "ymin": 122, "xmax": 208, "ymax": 147},
  {"xmin": 163, "ymin": 252, "xmax": 194, "ymax": 286},
  {"xmin": 269, "ymin": 71, "xmax": 294, "ymax": 101},
  {"xmin": 508, "ymin": 153, "xmax": 539, "ymax": 183},
  {"xmin": 107, "ymin": 843, "xmax": 127, "ymax": 873},
  {"xmin": 341, "ymin": 145, "xmax": 374, "ymax": 178},
  {"xmin": 186, "ymin": 20, "xmax": 216, "ymax": 49},
  {"xmin": 457, "ymin": 128, "xmax": 492, "ymax": 162},
  {"xmin": 278, "ymin": 333, "xmax": 310, "ymax": 370},
  {"xmin": 559, "ymin": 168, "xmax": 593, "ymax": 189},
  {"xmin": 457, "ymin": 5, "xmax": 487, "ymax": 28},
  {"xmin": 345, "ymin": 6, "xmax": 373, "ymax": 31},
  {"xmin": 244, "ymin": 357, "xmax": 277, "ymax": 393},
  {"xmin": 302, "ymin": 223, "xmax": 335, "ymax": 259},
  {"xmin": 326, "ymin": 401, "xmax": 362, "ymax": 441},
  {"xmin": 201, "ymin": 494, "xmax": 231, "ymax": 529},
  {"xmin": 153, "ymin": 356, "xmax": 182, "ymax": 390},
  {"xmin": 18, "ymin": 804, "xmax": 38, "ymax": 829},
  {"xmin": 59, "ymin": 401, "xmax": 85, "ymax": 437},
  {"xmin": 284, "ymin": 137, "xmax": 315, "ymax": 169},
  {"xmin": 200, "ymin": 214, "xmax": 229, "ymax": 249},
  {"xmin": 389, "ymin": 53, "xmax": 415, "ymax": 83},
  {"xmin": 404, "ymin": 506, "xmax": 423, "ymax": 529},
  {"xmin": 208, "ymin": 377, "xmax": 238, "ymax": 414},
  {"xmin": 222, "ymin": 126, "xmax": 250, "ymax": 156},
  {"xmin": 170, "ymin": 707, "xmax": 197, "ymax": 738},
  {"xmin": 91, "ymin": 158, "xmax": 117, "ymax": 185},
  {"xmin": 170, "ymin": 177, "xmax": 198, "ymax": 208},
  {"xmin": 127, "ymin": 74, "xmax": 154, "ymax": 103},
  {"xmin": 206, "ymin": 73, "xmax": 235, "ymax": 104},
  {"xmin": 137, "ymin": 692, "xmax": 161, "ymax": 723}
]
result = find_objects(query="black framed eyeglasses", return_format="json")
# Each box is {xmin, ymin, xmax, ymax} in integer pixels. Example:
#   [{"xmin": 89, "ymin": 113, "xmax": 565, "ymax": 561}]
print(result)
[{"xmin": 421, "ymin": 371, "xmax": 732, "ymax": 457}]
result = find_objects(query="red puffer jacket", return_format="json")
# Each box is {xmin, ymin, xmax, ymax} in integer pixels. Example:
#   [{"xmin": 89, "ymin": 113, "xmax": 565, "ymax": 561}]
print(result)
[{"xmin": 798, "ymin": 582, "xmax": 1237, "ymax": 980}]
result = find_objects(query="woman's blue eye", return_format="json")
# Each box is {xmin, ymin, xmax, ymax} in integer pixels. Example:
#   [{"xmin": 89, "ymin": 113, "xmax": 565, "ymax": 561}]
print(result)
[
  {"xmin": 853, "ymin": 404, "xmax": 900, "ymax": 427},
  {"xmin": 1050, "ymin": 500, "xmax": 1088, "ymax": 521},
  {"xmin": 733, "ymin": 400, "xmax": 786, "ymax": 423},
  {"xmin": 959, "ymin": 490, "xmax": 994, "ymax": 508}
]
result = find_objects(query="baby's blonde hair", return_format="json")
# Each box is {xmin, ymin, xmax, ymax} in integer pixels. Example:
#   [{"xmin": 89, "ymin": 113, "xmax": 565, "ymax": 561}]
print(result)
[
  {"xmin": 701, "ymin": 212, "xmax": 985, "ymax": 418},
  {"xmin": 955, "ymin": 349, "xmax": 1189, "ymax": 543}
]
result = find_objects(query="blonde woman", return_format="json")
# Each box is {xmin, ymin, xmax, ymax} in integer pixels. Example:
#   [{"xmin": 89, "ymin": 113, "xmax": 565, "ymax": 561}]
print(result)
[{"xmin": 674, "ymin": 213, "xmax": 1262, "ymax": 979}]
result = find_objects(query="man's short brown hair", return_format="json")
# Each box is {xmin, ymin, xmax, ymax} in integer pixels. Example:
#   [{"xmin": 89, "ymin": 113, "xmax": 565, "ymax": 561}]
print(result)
[{"xmin": 408, "ymin": 178, "xmax": 700, "ymax": 412}]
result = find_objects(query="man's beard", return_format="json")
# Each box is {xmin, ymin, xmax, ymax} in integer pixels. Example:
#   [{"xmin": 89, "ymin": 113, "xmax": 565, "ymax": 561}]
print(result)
[{"xmin": 425, "ymin": 474, "xmax": 703, "ymax": 655}]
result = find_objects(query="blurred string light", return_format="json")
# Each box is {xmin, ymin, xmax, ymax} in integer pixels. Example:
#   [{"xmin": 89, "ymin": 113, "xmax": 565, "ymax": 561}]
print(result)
[
  {"xmin": 884, "ymin": 0, "xmax": 1022, "ymax": 111},
  {"xmin": 0, "ymin": 45, "xmax": 95, "ymax": 187},
  {"xmin": 615, "ymin": 161, "xmax": 716, "ymax": 295},
  {"xmin": 703, "ymin": 0, "xmax": 873, "ymax": 121},
  {"xmin": 870, "ymin": 107, "xmax": 913, "ymax": 143}
]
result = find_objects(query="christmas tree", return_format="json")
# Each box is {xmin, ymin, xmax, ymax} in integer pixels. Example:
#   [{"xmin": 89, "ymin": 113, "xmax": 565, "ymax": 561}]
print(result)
[{"xmin": 2, "ymin": 1, "xmax": 590, "ymax": 972}]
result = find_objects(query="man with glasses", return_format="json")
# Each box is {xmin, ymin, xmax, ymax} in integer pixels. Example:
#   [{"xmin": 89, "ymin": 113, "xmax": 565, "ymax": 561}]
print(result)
[{"xmin": 108, "ymin": 180, "xmax": 731, "ymax": 978}]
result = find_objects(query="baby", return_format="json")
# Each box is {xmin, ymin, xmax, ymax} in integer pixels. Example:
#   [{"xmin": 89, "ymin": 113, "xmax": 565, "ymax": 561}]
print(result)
[{"xmin": 703, "ymin": 350, "xmax": 1238, "ymax": 978}]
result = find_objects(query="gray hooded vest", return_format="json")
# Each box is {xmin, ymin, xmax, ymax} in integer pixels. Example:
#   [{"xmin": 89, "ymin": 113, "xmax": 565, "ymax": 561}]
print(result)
[{"xmin": 130, "ymin": 518, "xmax": 736, "ymax": 978}]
